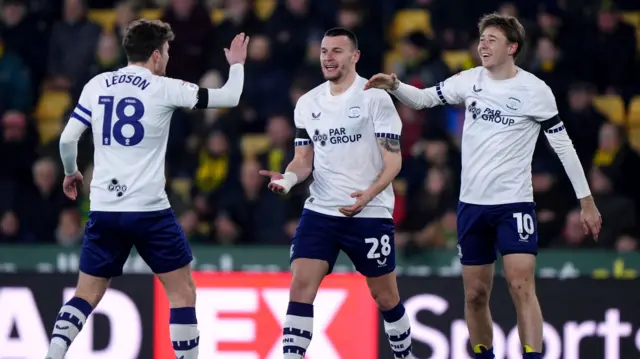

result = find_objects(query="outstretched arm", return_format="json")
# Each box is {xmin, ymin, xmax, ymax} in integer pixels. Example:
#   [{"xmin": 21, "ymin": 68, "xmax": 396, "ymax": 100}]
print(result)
[{"xmin": 364, "ymin": 71, "xmax": 470, "ymax": 109}]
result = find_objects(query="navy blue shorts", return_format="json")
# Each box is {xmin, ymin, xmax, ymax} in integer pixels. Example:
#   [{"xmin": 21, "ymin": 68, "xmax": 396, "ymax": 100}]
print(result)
[
  {"xmin": 457, "ymin": 201, "xmax": 538, "ymax": 266},
  {"xmin": 80, "ymin": 208, "xmax": 193, "ymax": 278},
  {"xmin": 290, "ymin": 209, "xmax": 396, "ymax": 277}
]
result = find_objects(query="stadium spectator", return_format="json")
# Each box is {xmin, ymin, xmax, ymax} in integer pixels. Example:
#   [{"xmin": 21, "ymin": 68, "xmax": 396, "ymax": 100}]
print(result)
[
  {"xmin": 55, "ymin": 208, "xmax": 83, "ymax": 246},
  {"xmin": 0, "ymin": 0, "xmax": 48, "ymax": 92},
  {"xmin": 0, "ymin": 34, "xmax": 33, "ymax": 114},
  {"xmin": 46, "ymin": 0, "xmax": 101, "ymax": 95},
  {"xmin": 160, "ymin": 0, "xmax": 212, "ymax": 82},
  {"xmin": 14, "ymin": 157, "xmax": 73, "ymax": 242}
]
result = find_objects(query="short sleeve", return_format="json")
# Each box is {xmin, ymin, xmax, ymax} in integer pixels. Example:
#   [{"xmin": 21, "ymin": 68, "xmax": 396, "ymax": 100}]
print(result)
[
  {"xmin": 70, "ymin": 83, "xmax": 93, "ymax": 128},
  {"xmin": 528, "ymin": 84, "xmax": 559, "ymax": 122},
  {"xmin": 371, "ymin": 91, "xmax": 402, "ymax": 138},
  {"xmin": 161, "ymin": 77, "xmax": 199, "ymax": 109},
  {"xmin": 293, "ymin": 100, "xmax": 311, "ymax": 145}
]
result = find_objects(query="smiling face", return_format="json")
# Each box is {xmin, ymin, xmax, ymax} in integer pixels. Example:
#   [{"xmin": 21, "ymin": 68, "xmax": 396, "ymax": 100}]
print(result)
[
  {"xmin": 320, "ymin": 34, "xmax": 359, "ymax": 82},
  {"xmin": 478, "ymin": 26, "xmax": 515, "ymax": 69},
  {"xmin": 477, "ymin": 13, "xmax": 525, "ymax": 70}
]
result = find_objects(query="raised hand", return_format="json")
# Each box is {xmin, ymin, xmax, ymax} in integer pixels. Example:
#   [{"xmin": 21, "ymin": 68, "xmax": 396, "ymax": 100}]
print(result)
[{"xmin": 225, "ymin": 32, "xmax": 250, "ymax": 66}]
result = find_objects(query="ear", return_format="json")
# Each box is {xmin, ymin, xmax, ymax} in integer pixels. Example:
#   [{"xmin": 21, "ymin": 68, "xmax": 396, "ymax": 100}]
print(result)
[
  {"xmin": 509, "ymin": 43, "xmax": 518, "ymax": 56},
  {"xmin": 352, "ymin": 49, "xmax": 361, "ymax": 63}
]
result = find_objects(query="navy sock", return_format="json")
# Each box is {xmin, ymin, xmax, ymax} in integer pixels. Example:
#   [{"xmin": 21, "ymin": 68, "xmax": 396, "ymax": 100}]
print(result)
[
  {"xmin": 523, "ymin": 352, "xmax": 542, "ymax": 359},
  {"xmin": 283, "ymin": 301, "xmax": 314, "ymax": 359},
  {"xmin": 170, "ymin": 307, "xmax": 199, "ymax": 359},
  {"xmin": 474, "ymin": 345, "xmax": 495, "ymax": 359}
]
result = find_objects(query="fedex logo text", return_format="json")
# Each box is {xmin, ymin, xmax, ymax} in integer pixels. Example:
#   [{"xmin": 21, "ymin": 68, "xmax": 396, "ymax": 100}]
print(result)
[{"xmin": 154, "ymin": 273, "xmax": 377, "ymax": 359}]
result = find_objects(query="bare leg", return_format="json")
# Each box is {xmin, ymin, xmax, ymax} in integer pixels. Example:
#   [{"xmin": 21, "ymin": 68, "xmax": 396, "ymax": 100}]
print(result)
[
  {"xmin": 503, "ymin": 253, "xmax": 543, "ymax": 354},
  {"xmin": 367, "ymin": 270, "xmax": 412, "ymax": 359},
  {"xmin": 462, "ymin": 264, "xmax": 495, "ymax": 356}
]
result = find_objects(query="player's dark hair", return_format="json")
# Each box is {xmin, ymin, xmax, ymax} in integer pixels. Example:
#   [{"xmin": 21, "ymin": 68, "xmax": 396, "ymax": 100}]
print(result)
[
  {"xmin": 324, "ymin": 27, "xmax": 358, "ymax": 50},
  {"xmin": 478, "ymin": 12, "xmax": 525, "ymax": 59},
  {"xmin": 122, "ymin": 19, "xmax": 175, "ymax": 63}
]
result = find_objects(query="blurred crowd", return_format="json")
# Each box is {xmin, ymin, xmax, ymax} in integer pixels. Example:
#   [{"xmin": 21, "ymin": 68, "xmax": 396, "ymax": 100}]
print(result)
[{"xmin": 0, "ymin": 0, "xmax": 639, "ymax": 256}]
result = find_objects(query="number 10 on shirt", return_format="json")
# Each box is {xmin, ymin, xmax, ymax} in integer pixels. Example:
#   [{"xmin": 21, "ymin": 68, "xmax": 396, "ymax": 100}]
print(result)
[{"xmin": 98, "ymin": 96, "xmax": 146, "ymax": 147}]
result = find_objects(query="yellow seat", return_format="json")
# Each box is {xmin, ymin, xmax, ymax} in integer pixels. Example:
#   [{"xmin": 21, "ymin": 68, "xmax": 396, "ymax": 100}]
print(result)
[
  {"xmin": 442, "ymin": 50, "xmax": 472, "ymax": 72},
  {"xmin": 211, "ymin": 9, "xmax": 225, "ymax": 25},
  {"xmin": 34, "ymin": 91, "xmax": 72, "ymax": 125},
  {"xmin": 241, "ymin": 134, "xmax": 270, "ymax": 157},
  {"xmin": 88, "ymin": 9, "xmax": 117, "ymax": 33},
  {"xmin": 592, "ymin": 95, "xmax": 626, "ymax": 126},
  {"xmin": 38, "ymin": 122, "xmax": 62, "ymax": 145},
  {"xmin": 389, "ymin": 9, "xmax": 432, "ymax": 43},
  {"xmin": 628, "ymin": 127, "xmax": 640, "ymax": 151},
  {"xmin": 140, "ymin": 8, "xmax": 162, "ymax": 20},
  {"xmin": 255, "ymin": 0, "xmax": 276, "ymax": 20},
  {"xmin": 628, "ymin": 96, "xmax": 640, "ymax": 127},
  {"xmin": 171, "ymin": 178, "xmax": 192, "ymax": 203}
]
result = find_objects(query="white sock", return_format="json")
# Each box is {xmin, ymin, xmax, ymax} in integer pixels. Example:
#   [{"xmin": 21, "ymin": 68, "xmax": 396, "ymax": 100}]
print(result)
[
  {"xmin": 46, "ymin": 297, "xmax": 92, "ymax": 359},
  {"xmin": 383, "ymin": 305, "xmax": 413, "ymax": 359},
  {"xmin": 283, "ymin": 301, "xmax": 314, "ymax": 359},
  {"xmin": 170, "ymin": 307, "xmax": 200, "ymax": 359}
]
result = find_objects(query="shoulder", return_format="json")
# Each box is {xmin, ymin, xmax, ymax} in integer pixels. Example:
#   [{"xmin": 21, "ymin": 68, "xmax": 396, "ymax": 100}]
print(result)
[
  {"xmin": 296, "ymin": 82, "xmax": 326, "ymax": 108},
  {"xmin": 518, "ymin": 69, "xmax": 553, "ymax": 96},
  {"xmin": 450, "ymin": 66, "xmax": 483, "ymax": 81},
  {"xmin": 364, "ymin": 87, "xmax": 395, "ymax": 109}
]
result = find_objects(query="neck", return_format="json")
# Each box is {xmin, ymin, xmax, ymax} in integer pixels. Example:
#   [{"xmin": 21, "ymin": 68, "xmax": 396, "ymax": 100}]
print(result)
[
  {"xmin": 129, "ymin": 61, "xmax": 155, "ymax": 74},
  {"xmin": 329, "ymin": 70, "xmax": 356, "ymax": 96},
  {"xmin": 487, "ymin": 61, "xmax": 518, "ymax": 80}
]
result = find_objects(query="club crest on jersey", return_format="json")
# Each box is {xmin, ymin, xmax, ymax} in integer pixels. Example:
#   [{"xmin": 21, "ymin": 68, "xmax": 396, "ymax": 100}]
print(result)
[
  {"xmin": 506, "ymin": 97, "xmax": 522, "ymax": 111},
  {"xmin": 348, "ymin": 106, "xmax": 361, "ymax": 118}
]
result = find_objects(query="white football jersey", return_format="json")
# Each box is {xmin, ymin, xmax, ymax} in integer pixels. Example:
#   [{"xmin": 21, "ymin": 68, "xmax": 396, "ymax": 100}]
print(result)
[
  {"xmin": 72, "ymin": 65, "xmax": 200, "ymax": 211},
  {"xmin": 294, "ymin": 76, "xmax": 402, "ymax": 218},
  {"xmin": 434, "ymin": 67, "xmax": 558, "ymax": 205}
]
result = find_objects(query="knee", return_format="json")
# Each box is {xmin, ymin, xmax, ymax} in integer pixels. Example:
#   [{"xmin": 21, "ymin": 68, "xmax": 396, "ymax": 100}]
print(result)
[
  {"xmin": 290, "ymin": 272, "xmax": 322, "ymax": 303},
  {"xmin": 464, "ymin": 285, "xmax": 491, "ymax": 311},
  {"xmin": 370, "ymin": 286, "xmax": 400, "ymax": 311}
]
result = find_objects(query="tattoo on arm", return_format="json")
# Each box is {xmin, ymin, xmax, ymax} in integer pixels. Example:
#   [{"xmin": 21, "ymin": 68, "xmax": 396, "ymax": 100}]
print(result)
[{"xmin": 377, "ymin": 137, "xmax": 401, "ymax": 153}]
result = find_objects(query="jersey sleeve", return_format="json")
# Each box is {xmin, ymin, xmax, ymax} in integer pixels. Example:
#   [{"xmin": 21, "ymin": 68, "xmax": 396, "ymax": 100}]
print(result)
[
  {"xmin": 433, "ymin": 70, "xmax": 472, "ymax": 105},
  {"xmin": 528, "ymin": 83, "xmax": 560, "ymax": 126},
  {"xmin": 70, "ymin": 83, "xmax": 94, "ymax": 128},
  {"xmin": 371, "ymin": 91, "xmax": 402, "ymax": 139},
  {"xmin": 293, "ymin": 99, "xmax": 311, "ymax": 146},
  {"xmin": 160, "ymin": 77, "xmax": 200, "ymax": 109}
]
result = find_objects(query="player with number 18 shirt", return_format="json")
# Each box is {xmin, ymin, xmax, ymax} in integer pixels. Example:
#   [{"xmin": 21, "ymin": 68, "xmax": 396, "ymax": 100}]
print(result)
[{"xmin": 46, "ymin": 20, "xmax": 248, "ymax": 359}]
